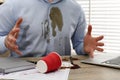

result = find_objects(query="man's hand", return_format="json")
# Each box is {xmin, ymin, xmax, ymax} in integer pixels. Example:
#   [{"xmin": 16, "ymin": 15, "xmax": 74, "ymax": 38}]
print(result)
[
  {"xmin": 84, "ymin": 24, "xmax": 104, "ymax": 58},
  {"xmin": 5, "ymin": 18, "xmax": 23, "ymax": 55}
]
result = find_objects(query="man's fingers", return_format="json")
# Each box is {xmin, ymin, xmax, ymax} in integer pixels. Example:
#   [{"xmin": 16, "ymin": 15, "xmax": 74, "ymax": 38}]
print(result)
[
  {"xmin": 89, "ymin": 49, "xmax": 94, "ymax": 58},
  {"xmin": 96, "ymin": 47, "xmax": 104, "ymax": 52},
  {"xmin": 97, "ymin": 42, "xmax": 104, "ymax": 46},
  {"xmin": 14, "ymin": 32, "xmax": 19, "ymax": 39},
  {"xmin": 9, "ymin": 18, "xmax": 23, "ymax": 39},
  {"xmin": 10, "ymin": 18, "xmax": 22, "ymax": 35},
  {"xmin": 87, "ymin": 24, "xmax": 92, "ymax": 35},
  {"xmin": 12, "ymin": 18, "xmax": 22, "ymax": 38},
  {"xmin": 96, "ymin": 35, "xmax": 104, "ymax": 41},
  {"xmin": 15, "ymin": 18, "xmax": 23, "ymax": 28},
  {"xmin": 6, "ymin": 40, "xmax": 18, "ymax": 49},
  {"xmin": 9, "ymin": 27, "xmax": 20, "ymax": 35},
  {"xmin": 6, "ymin": 41, "xmax": 22, "ymax": 55},
  {"xmin": 15, "ymin": 49, "xmax": 22, "ymax": 55},
  {"xmin": 7, "ymin": 36, "xmax": 16, "ymax": 43},
  {"xmin": 5, "ymin": 41, "xmax": 19, "ymax": 55},
  {"xmin": 5, "ymin": 18, "xmax": 23, "ymax": 56}
]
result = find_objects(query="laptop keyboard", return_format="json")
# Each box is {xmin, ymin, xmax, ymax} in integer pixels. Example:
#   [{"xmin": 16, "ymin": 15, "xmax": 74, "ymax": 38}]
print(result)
[{"xmin": 102, "ymin": 56, "xmax": 120, "ymax": 65}]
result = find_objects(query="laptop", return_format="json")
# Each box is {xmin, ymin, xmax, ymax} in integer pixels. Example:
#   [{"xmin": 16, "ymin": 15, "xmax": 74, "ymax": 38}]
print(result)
[
  {"xmin": 0, "ymin": 57, "xmax": 35, "ymax": 74},
  {"xmin": 81, "ymin": 52, "xmax": 120, "ymax": 69}
]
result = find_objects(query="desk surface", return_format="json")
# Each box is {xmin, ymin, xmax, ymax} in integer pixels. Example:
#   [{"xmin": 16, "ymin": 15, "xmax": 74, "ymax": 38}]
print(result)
[
  {"xmin": 68, "ymin": 55, "xmax": 120, "ymax": 80},
  {"xmin": 21, "ymin": 55, "xmax": 120, "ymax": 80}
]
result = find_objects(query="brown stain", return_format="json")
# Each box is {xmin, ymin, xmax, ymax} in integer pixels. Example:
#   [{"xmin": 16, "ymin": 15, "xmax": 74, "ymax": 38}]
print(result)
[{"xmin": 49, "ymin": 7, "xmax": 63, "ymax": 37}]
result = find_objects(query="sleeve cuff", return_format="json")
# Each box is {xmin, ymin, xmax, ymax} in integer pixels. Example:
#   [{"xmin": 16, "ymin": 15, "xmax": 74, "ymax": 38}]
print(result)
[
  {"xmin": 75, "ymin": 43, "xmax": 88, "ymax": 55},
  {"xmin": 0, "ymin": 36, "xmax": 8, "ymax": 53}
]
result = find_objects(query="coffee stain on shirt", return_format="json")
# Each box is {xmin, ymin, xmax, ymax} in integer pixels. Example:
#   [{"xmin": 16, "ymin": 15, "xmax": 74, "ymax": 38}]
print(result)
[
  {"xmin": 49, "ymin": 7, "xmax": 63, "ymax": 37},
  {"xmin": 18, "ymin": 25, "xmax": 31, "ymax": 50},
  {"xmin": 41, "ymin": 19, "xmax": 50, "ymax": 43}
]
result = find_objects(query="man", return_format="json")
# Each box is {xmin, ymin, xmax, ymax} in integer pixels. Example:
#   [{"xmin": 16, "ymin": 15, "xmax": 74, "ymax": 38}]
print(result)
[{"xmin": 0, "ymin": 0, "xmax": 104, "ymax": 57}]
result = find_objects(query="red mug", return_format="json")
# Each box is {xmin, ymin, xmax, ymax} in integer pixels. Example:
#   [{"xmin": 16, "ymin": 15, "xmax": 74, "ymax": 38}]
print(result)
[{"xmin": 36, "ymin": 52, "xmax": 62, "ymax": 73}]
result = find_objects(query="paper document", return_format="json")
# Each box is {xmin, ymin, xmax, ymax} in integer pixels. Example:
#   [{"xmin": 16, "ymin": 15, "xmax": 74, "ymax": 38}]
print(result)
[{"xmin": 0, "ymin": 62, "xmax": 70, "ymax": 80}]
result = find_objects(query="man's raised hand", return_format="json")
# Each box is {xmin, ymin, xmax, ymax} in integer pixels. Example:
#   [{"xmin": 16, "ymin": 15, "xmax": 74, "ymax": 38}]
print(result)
[{"xmin": 5, "ymin": 18, "xmax": 23, "ymax": 55}]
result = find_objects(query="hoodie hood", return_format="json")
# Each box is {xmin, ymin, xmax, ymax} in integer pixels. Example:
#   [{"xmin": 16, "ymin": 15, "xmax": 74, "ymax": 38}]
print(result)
[{"xmin": 44, "ymin": 0, "xmax": 62, "ymax": 4}]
